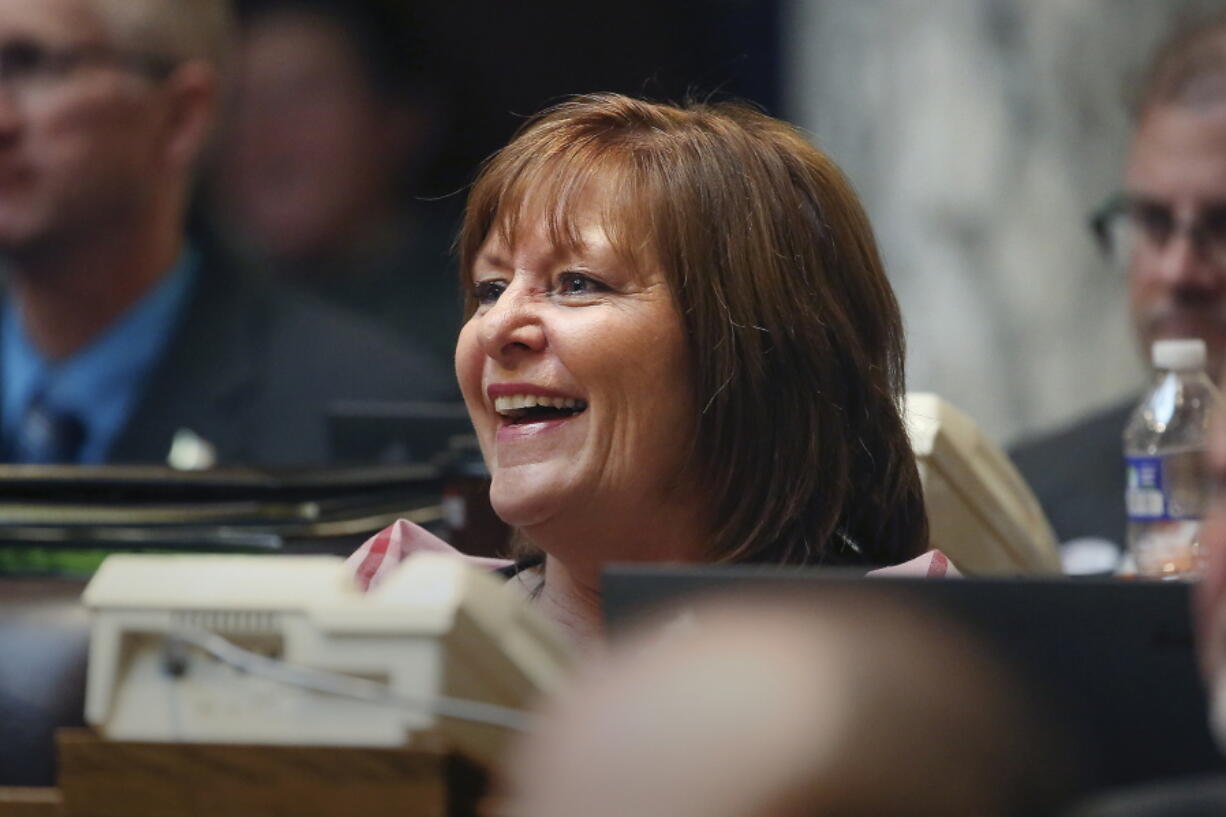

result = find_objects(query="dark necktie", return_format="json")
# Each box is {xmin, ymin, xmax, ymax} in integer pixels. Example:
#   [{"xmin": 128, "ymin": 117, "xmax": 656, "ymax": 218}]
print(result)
[{"xmin": 9, "ymin": 394, "xmax": 86, "ymax": 464}]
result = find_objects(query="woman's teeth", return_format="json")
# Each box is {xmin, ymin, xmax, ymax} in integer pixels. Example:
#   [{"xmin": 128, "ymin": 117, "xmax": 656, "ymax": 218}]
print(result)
[
  {"xmin": 494, "ymin": 394, "xmax": 588, "ymax": 423},
  {"xmin": 494, "ymin": 394, "xmax": 587, "ymax": 413}
]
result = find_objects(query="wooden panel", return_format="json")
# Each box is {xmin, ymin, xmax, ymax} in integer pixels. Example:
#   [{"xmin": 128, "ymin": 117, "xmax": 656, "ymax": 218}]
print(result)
[{"xmin": 57, "ymin": 730, "xmax": 484, "ymax": 817}]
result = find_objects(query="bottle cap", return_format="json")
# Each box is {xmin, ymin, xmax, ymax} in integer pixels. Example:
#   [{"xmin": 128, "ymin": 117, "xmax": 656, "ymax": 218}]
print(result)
[{"xmin": 1152, "ymin": 338, "xmax": 1207, "ymax": 370}]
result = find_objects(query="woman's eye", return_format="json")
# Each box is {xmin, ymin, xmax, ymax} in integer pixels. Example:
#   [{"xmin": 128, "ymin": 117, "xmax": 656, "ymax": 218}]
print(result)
[
  {"xmin": 557, "ymin": 272, "xmax": 605, "ymax": 296},
  {"xmin": 473, "ymin": 280, "xmax": 506, "ymax": 304}
]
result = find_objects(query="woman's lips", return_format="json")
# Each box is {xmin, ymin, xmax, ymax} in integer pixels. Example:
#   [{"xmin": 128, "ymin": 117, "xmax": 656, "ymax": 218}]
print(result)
[{"xmin": 485, "ymin": 382, "xmax": 588, "ymax": 444}]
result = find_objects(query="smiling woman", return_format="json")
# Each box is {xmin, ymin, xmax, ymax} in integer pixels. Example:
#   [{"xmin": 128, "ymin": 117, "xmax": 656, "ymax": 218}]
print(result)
[
  {"xmin": 350, "ymin": 94, "xmax": 932, "ymax": 642},
  {"xmin": 457, "ymin": 189, "xmax": 699, "ymax": 578},
  {"xmin": 437, "ymin": 93, "xmax": 929, "ymax": 640}
]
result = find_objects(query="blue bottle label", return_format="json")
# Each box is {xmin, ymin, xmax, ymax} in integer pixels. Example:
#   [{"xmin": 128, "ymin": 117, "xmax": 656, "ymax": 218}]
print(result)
[{"xmin": 1126, "ymin": 456, "xmax": 1169, "ymax": 521}]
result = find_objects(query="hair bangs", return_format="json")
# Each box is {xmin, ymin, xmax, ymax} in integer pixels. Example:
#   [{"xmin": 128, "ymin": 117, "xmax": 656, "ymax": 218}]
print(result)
[{"xmin": 460, "ymin": 121, "xmax": 666, "ymax": 314}]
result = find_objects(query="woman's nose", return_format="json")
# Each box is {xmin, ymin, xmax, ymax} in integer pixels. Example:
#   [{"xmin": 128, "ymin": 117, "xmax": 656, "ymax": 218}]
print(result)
[{"xmin": 478, "ymin": 286, "xmax": 547, "ymax": 362}]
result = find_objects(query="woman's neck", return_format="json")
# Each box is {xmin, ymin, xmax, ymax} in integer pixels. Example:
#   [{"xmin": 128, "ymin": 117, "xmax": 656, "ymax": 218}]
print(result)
[
  {"xmin": 519, "ymin": 496, "xmax": 713, "ymax": 648},
  {"xmin": 535, "ymin": 555, "xmax": 604, "ymax": 648}
]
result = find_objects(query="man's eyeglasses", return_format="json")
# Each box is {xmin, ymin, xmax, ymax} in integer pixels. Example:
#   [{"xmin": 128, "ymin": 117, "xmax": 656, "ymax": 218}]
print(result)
[
  {"xmin": 1091, "ymin": 193, "xmax": 1226, "ymax": 272},
  {"xmin": 0, "ymin": 38, "xmax": 177, "ymax": 94}
]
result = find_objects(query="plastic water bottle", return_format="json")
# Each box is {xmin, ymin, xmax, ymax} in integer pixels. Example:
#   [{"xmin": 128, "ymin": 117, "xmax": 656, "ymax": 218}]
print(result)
[{"xmin": 1124, "ymin": 338, "xmax": 1221, "ymax": 579}]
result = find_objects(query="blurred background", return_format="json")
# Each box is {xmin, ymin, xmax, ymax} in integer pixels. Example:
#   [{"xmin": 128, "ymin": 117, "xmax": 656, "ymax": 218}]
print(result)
[{"xmin": 209, "ymin": 0, "xmax": 1226, "ymax": 448}]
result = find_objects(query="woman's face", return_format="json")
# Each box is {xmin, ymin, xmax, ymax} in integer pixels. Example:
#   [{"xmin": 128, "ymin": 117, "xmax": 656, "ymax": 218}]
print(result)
[{"xmin": 456, "ymin": 202, "xmax": 698, "ymax": 553}]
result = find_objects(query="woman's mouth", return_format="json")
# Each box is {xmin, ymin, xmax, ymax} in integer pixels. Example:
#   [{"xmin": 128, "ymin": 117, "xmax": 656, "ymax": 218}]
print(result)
[{"xmin": 495, "ymin": 394, "xmax": 588, "ymax": 425}]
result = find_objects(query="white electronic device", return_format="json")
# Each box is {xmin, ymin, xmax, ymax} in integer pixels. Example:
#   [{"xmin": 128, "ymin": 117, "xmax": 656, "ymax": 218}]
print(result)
[
  {"xmin": 82, "ymin": 552, "xmax": 570, "ymax": 765},
  {"xmin": 905, "ymin": 393, "xmax": 1062, "ymax": 575}
]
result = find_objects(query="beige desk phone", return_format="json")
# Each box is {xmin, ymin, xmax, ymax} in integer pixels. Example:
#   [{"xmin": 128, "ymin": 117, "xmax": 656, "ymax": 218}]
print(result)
[
  {"xmin": 905, "ymin": 392, "xmax": 1061, "ymax": 575},
  {"xmin": 82, "ymin": 552, "xmax": 571, "ymax": 765}
]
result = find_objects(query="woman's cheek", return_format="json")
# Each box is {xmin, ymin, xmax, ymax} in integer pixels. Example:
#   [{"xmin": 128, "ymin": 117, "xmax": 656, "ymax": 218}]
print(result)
[{"xmin": 455, "ymin": 321, "xmax": 485, "ymax": 404}]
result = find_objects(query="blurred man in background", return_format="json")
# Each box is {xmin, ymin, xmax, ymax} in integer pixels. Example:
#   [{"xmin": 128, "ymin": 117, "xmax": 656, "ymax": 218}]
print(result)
[
  {"xmin": 0, "ymin": 0, "xmax": 451, "ymax": 467},
  {"xmin": 212, "ymin": 0, "xmax": 459, "ymax": 370},
  {"xmin": 1012, "ymin": 15, "xmax": 1226, "ymax": 554}
]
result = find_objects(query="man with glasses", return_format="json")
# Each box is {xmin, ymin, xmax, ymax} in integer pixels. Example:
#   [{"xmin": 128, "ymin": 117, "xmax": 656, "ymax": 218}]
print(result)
[
  {"xmin": 0, "ymin": 0, "xmax": 451, "ymax": 466},
  {"xmin": 1012, "ymin": 16, "xmax": 1226, "ymax": 558}
]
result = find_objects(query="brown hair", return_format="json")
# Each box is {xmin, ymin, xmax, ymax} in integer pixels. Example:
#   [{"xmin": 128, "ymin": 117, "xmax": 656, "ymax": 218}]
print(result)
[
  {"xmin": 1135, "ymin": 12, "xmax": 1226, "ymax": 117},
  {"xmin": 458, "ymin": 93, "xmax": 927, "ymax": 567}
]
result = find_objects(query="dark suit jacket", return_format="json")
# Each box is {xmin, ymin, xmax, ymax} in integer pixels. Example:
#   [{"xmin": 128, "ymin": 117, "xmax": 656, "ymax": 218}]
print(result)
[
  {"xmin": 2, "ymin": 243, "xmax": 458, "ymax": 466},
  {"xmin": 1009, "ymin": 399, "xmax": 1135, "ymax": 548}
]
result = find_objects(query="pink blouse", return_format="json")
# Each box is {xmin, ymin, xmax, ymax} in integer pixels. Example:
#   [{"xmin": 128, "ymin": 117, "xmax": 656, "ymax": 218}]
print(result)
[{"xmin": 345, "ymin": 519, "xmax": 958, "ymax": 592}]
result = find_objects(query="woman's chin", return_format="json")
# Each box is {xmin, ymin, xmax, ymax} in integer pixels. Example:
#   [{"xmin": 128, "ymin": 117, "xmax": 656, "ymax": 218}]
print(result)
[{"xmin": 488, "ymin": 484, "xmax": 559, "ymax": 531}]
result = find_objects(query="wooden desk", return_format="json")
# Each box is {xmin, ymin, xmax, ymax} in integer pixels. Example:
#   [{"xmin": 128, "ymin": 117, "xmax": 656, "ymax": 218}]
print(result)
[
  {"xmin": 0, "ymin": 788, "xmax": 62, "ymax": 817},
  {"xmin": 9, "ymin": 730, "xmax": 487, "ymax": 817}
]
